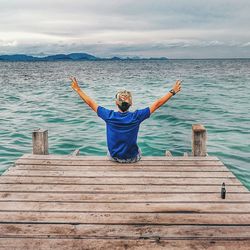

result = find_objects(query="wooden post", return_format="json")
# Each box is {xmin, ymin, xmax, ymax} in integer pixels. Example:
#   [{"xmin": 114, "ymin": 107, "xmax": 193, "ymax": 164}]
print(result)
[
  {"xmin": 32, "ymin": 129, "xmax": 48, "ymax": 155},
  {"xmin": 192, "ymin": 124, "xmax": 207, "ymax": 156}
]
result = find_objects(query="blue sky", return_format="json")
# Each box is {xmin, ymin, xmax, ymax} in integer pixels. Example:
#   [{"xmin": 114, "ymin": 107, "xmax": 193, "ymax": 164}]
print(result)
[{"xmin": 0, "ymin": 0, "xmax": 250, "ymax": 58}]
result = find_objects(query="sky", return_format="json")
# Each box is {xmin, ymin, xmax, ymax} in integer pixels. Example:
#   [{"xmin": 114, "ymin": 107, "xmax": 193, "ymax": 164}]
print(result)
[{"xmin": 0, "ymin": 0, "xmax": 250, "ymax": 58}]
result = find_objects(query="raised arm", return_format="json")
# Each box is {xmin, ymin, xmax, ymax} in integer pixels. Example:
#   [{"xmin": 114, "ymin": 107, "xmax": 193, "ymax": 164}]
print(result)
[
  {"xmin": 150, "ymin": 80, "xmax": 182, "ymax": 114},
  {"xmin": 70, "ymin": 77, "xmax": 98, "ymax": 112}
]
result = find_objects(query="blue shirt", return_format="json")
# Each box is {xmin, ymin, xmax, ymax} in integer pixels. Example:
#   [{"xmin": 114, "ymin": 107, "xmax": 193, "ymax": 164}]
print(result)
[{"xmin": 97, "ymin": 106, "xmax": 150, "ymax": 159}]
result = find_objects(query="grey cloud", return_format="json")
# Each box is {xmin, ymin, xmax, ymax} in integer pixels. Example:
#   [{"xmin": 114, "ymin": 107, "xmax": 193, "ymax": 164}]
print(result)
[{"xmin": 0, "ymin": 0, "xmax": 250, "ymax": 58}]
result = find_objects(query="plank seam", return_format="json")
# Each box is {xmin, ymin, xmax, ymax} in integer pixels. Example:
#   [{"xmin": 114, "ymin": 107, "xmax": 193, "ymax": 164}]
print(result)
[
  {"xmin": 1, "ymin": 210, "xmax": 250, "ymax": 214},
  {"xmin": 1, "ymin": 223, "xmax": 250, "ymax": 227},
  {"xmin": 0, "ymin": 201, "xmax": 249, "ymax": 204},
  {"xmin": 0, "ymin": 236, "xmax": 250, "ymax": 240},
  {"xmin": 0, "ymin": 191, "xmax": 248, "ymax": 194}
]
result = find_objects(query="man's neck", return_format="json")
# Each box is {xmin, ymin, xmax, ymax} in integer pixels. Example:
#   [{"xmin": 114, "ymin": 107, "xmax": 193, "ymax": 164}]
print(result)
[{"xmin": 118, "ymin": 109, "xmax": 129, "ymax": 113}]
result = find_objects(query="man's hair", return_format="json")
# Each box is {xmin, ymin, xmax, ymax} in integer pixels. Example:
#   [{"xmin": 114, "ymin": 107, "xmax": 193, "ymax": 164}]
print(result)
[{"xmin": 115, "ymin": 90, "xmax": 132, "ymax": 112}]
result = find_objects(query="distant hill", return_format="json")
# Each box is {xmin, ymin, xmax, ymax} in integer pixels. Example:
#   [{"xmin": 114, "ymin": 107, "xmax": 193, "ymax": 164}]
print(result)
[
  {"xmin": 67, "ymin": 53, "xmax": 97, "ymax": 60},
  {"xmin": 0, "ymin": 53, "xmax": 98, "ymax": 61},
  {"xmin": 0, "ymin": 54, "xmax": 37, "ymax": 61},
  {"xmin": 0, "ymin": 53, "xmax": 168, "ymax": 61}
]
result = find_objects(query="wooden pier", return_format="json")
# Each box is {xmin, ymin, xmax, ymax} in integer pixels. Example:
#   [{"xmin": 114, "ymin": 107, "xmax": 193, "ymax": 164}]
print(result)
[{"xmin": 0, "ymin": 126, "xmax": 249, "ymax": 249}]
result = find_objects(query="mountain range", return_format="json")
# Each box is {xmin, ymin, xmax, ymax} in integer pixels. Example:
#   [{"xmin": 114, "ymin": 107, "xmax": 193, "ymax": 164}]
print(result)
[{"xmin": 0, "ymin": 53, "xmax": 167, "ymax": 61}]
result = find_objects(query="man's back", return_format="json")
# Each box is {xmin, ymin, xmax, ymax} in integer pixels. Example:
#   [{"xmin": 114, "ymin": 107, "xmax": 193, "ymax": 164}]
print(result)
[{"xmin": 97, "ymin": 106, "xmax": 150, "ymax": 159}]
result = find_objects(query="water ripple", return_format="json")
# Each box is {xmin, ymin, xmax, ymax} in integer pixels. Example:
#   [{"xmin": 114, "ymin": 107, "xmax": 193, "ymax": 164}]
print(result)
[{"xmin": 0, "ymin": 60, "xmax": 249, "ymax": 189}]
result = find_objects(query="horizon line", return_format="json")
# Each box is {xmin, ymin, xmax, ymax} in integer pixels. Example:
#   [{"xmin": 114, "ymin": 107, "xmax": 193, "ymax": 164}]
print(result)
[{"xmin": 0, "ymin": 52, "xmax": 250, "ymax": 61}]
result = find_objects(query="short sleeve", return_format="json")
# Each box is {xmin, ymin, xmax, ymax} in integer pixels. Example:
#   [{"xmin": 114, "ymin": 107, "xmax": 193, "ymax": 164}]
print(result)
[
  {"xmin": 137, "ymin": 107, "xmax": 151, "ymax": 123},
  {"xmin": 97, "ymin": 106, "xmax": 112, "ymax": 121}
]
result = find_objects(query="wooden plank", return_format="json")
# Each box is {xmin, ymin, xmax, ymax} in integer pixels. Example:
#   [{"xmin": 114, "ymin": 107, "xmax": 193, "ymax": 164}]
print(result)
[
  {"xmin": 19, "ymin": 153, "xmax": 219, "ymax": 161},
  {"xmin": 15, "ymin": 159, "xmax": 225, "ymax": 166},
  {"xmin": 14, "ymin": 165, "xmax": 229, "ymax": 172},
  {"xmin": 0, "ymin": 183, "xmax": 246, "ymax": 193},
  {"xmin": 4, "ymin": 169, "xmax": 235, "ymax": 178},
  {"xmin": 0, "ymin": 176, "xmax": 242, "ymax": 185},
  {"xmin": 0, "ymin": 201, "xmax": 250, "ymax": 213},
  {"xmin": 1, "ymin": 192, "xmax": 249, "ymax": 202},
  {"xmin": 0, "ymin": 238, "xmax": 250, "ymax": 250},
  {"xmin": 0, "ymin": 211, "xmax": 250, "ymax": 224},
  {"xmin": 13, "ymin": 165, "xmax": 229, "ymax": 172},
  {"xmin": 1, "ymin": 224, "xmax": 250, "ymax": 238}
]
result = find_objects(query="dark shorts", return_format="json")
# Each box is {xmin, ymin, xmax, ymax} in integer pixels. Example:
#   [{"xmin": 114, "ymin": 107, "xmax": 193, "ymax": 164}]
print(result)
[{"xmin": 107, "ymin": 148, "xmax": 142, "ymax": 163}]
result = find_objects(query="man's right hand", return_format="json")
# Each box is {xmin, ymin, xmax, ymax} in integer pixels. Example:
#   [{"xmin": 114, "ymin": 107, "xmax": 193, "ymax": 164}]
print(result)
[
  {"xmin": 70, "ymin": 77, "xmax": 80, "ymax": 92},
  {"xmin": 172, "ymin": 80, "xmax": 182, "ymax": 94}
]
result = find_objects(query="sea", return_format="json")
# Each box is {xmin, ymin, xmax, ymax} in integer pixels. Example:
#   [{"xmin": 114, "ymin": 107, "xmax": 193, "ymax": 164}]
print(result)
[{"xmin": 0, "ymin": 59, "xmax": 249, "ymax": 190}]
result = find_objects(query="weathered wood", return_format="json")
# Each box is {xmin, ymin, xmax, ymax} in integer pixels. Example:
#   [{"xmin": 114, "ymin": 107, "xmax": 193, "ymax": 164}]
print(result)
[
  {"xmin": 18, "ymin": 154, "xmax": 219, "ymax": 161},
  {"xmin": 0, "ymin": 211, "xmax": 250, "ymax": 224},
  {"xmin": 1, "ymin": 224, "xmax": 250, "ymax": 238},
  {"xmin": 4, "ymin": 169, "xmax": 236, "ymax": 178},
  {"xmin": 1, "ymin": 192, "xmax": 249, "ymax": 202},
  {"xmin": 13, "ymin": 165, "xmax": 229, "ymax": 172},
  {"xmin": 1, "ymin": 238, "xmax": 250, "ymax": 250},
  {"xmin": 32, "ymin": 129, "xmax": 48, "ymax": 155},
  {"xmin": 192, "ymin": 124, "xmax": 207, "ymax": 156},
  {"xmin": 0, "ymin": 176, "xmax": 242, "ymax": 185},
  {"xmin": 0, "ymin": 183, "xmax": 246, "ymax": 193},
  {"xmin": 0, "ymin": 154, "xmax": 248, "ymax": 249},
  {"xmin": 184, "ymin": 152, "xmax": 189, "ymax": 157},
  {"xmin": 15, "ymin": 159, "xmax": 224, "ymax": 166},
  {"xmin": 1, "ymin": 201, "xmax": 250, "ymax": 213}
]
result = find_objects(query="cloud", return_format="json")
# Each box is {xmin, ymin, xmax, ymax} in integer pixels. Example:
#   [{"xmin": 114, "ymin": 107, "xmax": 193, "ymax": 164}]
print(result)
[
  {"xmin": 241, "ymin": 42, "xmax": 250, "ymax": 47},
  {"xmin": 0, "ymin": 0, "xmax": 250, "ymax": 58}
]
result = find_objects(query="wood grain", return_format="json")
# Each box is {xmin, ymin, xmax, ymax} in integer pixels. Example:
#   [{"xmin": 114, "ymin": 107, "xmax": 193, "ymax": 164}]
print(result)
[
  {"xmin": 1, "ymin": 238, "xmax": 250, "ymax": 250},
  {"xmin": 0, "ymin": 176, "xmax": 242, "ymax": 185}
]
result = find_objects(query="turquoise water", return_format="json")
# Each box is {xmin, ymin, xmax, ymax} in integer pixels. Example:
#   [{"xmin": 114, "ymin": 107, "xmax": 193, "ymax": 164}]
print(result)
[{"xmin": 0, "ymin": 60, "xmax": 249, "ymax": 189}]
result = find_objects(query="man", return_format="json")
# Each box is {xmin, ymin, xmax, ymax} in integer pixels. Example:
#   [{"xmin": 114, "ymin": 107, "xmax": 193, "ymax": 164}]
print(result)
[{"xmin": 70, "ymin": 77, "xmax": 182, "ymax": 163}]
